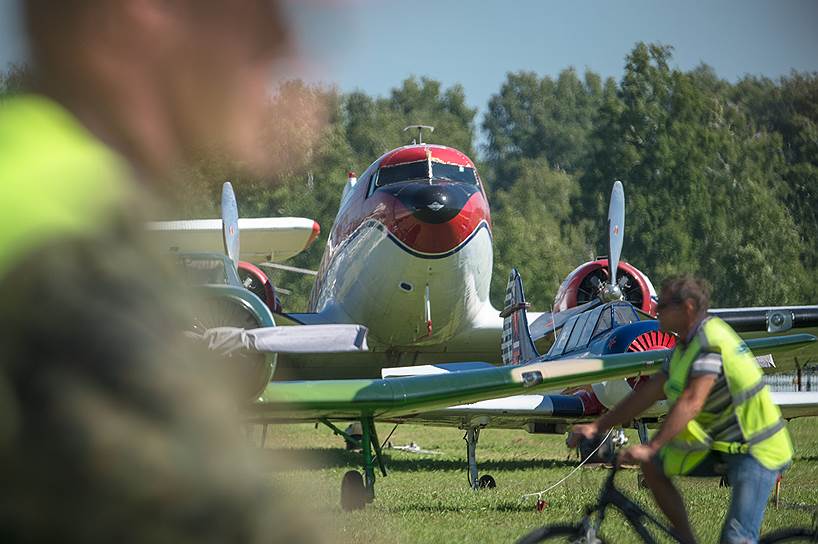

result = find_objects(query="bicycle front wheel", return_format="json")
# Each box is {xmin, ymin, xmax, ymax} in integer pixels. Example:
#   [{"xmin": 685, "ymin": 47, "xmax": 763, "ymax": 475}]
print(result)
[
  {"xmin": 760, "ymin": 528, "xmax": 818, "ymax": 543},
  {"xmin": 515, "ymin": 523, "xmax": 608, "ymax": 544}
]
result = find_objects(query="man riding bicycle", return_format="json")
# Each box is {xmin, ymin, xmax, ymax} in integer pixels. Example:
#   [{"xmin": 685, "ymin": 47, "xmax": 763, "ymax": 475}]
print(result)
[{"xmin": 569, "ymin": 275, "xmax": 792, "ymax": 544}]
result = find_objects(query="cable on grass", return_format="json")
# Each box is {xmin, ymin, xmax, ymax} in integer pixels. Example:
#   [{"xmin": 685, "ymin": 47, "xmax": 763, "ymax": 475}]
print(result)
[{"xmin": 520, "ymin": 428, "xmax": 615, "ymax": 506}]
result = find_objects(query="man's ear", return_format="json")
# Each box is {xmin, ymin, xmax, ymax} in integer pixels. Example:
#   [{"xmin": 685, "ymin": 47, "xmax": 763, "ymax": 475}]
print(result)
[{"xmin": 683, "ymin": 299, "xmax": 698, "ymax": 318}]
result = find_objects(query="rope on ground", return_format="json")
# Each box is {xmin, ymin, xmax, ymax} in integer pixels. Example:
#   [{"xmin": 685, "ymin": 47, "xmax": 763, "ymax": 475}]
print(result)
[{"xmin": 520, "ymin": 428, "xmax": 615, "ymax": 503}]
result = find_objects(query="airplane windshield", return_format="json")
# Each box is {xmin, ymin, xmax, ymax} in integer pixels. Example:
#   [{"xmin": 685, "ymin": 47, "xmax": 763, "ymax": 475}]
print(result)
[
  {"xmin": 376, "ymin": 161, "xmax": 478, "ymax": 187},
  {"xmin": 564, "ymin": 311, "xmax": 591, "ymax": 352},
  {"xmin": 432, "ymin": 162, "xmax": 478, "ymax": 185},
  {"xmin": 377, "ymin": 161, "xmax": 428, "ymax": 186},
  {"xmin": 550, "ymin": 315, "xmax": 577, "ymax": 355},
  {"xmin": 612, "ymin": 303, "xmax": 639, "ymax": 326}
]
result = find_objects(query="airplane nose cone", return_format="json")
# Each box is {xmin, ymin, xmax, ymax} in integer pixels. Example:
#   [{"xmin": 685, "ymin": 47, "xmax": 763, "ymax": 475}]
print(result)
[
  {"xmin": 376, "ymin": 181, "xmax": 489, "ymax": 255},
  {"xmin": 393, "ymin": 182, "xmax": 479, "ymax": 224}
]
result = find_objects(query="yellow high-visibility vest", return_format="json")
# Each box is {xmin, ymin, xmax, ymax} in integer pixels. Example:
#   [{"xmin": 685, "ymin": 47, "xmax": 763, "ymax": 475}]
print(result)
[
  {"xmin": 0, "ymin": 95, "xmax": 131, "ymax": 278},
  {"xmin": 660, "ymin": 317, "xmax": 793, "ymax": 475}
]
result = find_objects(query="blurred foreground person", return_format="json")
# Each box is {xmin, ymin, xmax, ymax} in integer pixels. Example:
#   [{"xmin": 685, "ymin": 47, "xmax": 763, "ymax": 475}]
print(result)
[
  {"xmin": 568, "ymin": 276, "xmax": 792, "ymax": 544},
  {"xmin": 0, "ymin": 2, "xmax": 321, "ymax": 542}
]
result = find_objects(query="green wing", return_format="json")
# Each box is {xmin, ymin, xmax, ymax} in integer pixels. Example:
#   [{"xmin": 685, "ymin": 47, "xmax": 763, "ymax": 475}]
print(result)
[
  {"xmin": 246, "ymin": 351, "xmax": 666, "ymax": 421},
  {"xmin": 244, "ymin": 333, "xmax": 815, "ymax": 422}
]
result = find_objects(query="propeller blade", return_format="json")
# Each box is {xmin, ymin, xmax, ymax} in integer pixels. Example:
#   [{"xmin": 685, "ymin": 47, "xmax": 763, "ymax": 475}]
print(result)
[
  {"xmin": 221, "ymin": 181, "xmax": 240, "ymax": 270},
  {"xmin": 196, "ymin": 324, "xmax": 369, "ymax": 355},
  {"xmin": 608, "ymin": 180, "xmax": 625, "ymax": 286},
  {"xmin": 529, "ymin": 299, "xmax": 601, "ymax": 342}
]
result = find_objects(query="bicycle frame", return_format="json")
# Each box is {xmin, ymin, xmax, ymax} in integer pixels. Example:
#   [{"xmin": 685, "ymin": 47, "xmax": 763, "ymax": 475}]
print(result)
[{"xmin": 579, "ymin": 466, "xmax": 686, "ymax": 544}]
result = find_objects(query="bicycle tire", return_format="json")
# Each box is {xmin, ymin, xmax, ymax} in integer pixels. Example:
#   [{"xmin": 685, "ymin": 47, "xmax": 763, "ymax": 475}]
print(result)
[
  {"xmin": 760, "ymin": 528, "xmax": 818, "ymax": 543},
  {"xmin": 515, "ymin": 523, "xmax": 608, "ymax": 544}
]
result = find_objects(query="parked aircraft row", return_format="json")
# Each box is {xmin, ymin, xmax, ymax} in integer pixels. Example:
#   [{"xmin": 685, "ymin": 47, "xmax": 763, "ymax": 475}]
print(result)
[{"xmin": 151, "ymin": 129, "xmax": 818, "ymax": 510}]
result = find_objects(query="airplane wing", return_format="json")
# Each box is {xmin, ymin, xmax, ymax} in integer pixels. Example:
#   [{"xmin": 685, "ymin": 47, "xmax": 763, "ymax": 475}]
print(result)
[
  {"xmin": 243, "ymin": 350, "xmax": 670, "ymax": 422},
  {"xmin": 709, "ymin": 305, "xmax": 818, "ymax": 334},
  {"xmin": 383, "ymin": 390, "xmax": 818, "ymax": 431},
  {"xmin": 147, "ymin": 217, "xmax": 320, "ymax": 262},
  {"xmin": 364, "ymin": 333, "xmax": 817, "ymax": 431},
  {"xmin": 772, "ymin": 392, "xmax": 818, "ymax": 419}
]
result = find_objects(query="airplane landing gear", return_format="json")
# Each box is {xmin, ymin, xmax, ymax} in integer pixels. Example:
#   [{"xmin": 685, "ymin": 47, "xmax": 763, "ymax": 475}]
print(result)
[
  {"xmin": 478, "ymin": 474, "xmax": 497, "ymax": 489},
  {"xmin": 635, "ymin": 420, "xmax": 650, "ymax": 489},
  {"xmin": 465, "ymin": 427, "xmax": 495, "ymax": 490},
  {"xmin": 320, "ymin": 417, "xmax": 386, "ymax": 511},
  {"xmin": 341, "ymin": 470, "xmax": 367, "ymax": 511}
]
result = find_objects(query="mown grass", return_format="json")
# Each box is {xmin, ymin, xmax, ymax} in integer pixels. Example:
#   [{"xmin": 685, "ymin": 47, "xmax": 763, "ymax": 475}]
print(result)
[{"xmin": 260, "ymin": 418, "xmax": 818, "ymax": 543}]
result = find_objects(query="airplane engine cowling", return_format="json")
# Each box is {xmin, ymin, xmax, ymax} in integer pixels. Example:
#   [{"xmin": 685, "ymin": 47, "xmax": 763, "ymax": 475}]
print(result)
[
  {"xmin": 625, "ymin": 330, "xmax": 676, "ymax": 390},
  {"xmin": 191, "ymin": 285, "xmax": 276, "ymax": 400},
  {"xmin": 553, "ymin": 259, "xmax": 657, "ymax": 315},
  {"xmin": 238, "ymin": 261, "xmax": 281, "ymax": 314}
]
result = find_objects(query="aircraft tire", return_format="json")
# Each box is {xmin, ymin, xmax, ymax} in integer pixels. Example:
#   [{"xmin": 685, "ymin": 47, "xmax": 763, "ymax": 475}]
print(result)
[
  {"xmin": 478, "ymin": 474, "xmax": 496, "ymax": 489},
  {"xmin": 340, "ymin": 470, "xmax": 367, "ymax": 511}
]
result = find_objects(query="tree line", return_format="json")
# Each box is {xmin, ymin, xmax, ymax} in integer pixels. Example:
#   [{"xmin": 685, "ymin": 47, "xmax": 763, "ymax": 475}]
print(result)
[{"xmin": 4, "ymin": 42, "xmax": 816, "ymax": 311}]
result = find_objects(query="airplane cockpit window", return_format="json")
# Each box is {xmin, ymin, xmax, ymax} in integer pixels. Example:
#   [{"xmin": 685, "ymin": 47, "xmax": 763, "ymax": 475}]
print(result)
[
  {"xmin": 375, "ymin": 161, "xmax": 479, "ymax": 188},
  {"xmin": 592, "ymin": 306, "xmax": 614, "ymax": 338},
  {"xmin": 376, "ymin": 161, "xmax": 429, "ymax": 187},
  {"xmin": 549, "ymin": 303, "xmax": 642, "ymax": 357},
  {"xmin": 612, "ymin": 303, "xmax": 639, "ymax": 326},
  {"xmin": 550, "ymin": 315, "xmax": 578, "ymax": 356},
  {"xmin": 564, "ymin": 311, "xmax": 591, "ymax": 352},
  {"xmin": 432, "ymin": 162, "xmax": 478, "ymax": 185},
  {"xmin": 579, "ymin": 305, "xmax": 604, "ymax": 344}
]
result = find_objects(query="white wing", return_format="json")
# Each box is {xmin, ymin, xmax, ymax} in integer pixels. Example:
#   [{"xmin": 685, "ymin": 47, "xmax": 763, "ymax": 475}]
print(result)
[{"xmin": 147, "ymin": 217, "xmax": 320, "ymax": 262}]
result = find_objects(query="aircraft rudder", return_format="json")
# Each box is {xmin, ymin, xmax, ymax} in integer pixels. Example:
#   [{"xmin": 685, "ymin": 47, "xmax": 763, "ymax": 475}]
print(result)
[{"xmin": 500, "ymin": 268, "xmax": 539, "ymax": 365}]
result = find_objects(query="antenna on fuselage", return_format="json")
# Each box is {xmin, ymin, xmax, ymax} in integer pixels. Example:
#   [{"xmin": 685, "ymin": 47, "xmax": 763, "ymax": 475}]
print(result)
[{"xmin": 403, "ymin": 125, "xmax": 434, "ymax": 144}]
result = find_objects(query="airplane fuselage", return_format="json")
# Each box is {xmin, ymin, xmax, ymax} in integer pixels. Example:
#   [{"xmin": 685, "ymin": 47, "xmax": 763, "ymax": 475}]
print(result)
[{"xmin": 309, "ymin": 144, "xmax": 496, "ymax": 350}]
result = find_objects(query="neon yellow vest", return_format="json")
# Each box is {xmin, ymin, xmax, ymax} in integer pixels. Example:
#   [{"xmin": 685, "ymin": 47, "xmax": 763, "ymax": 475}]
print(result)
[
  {"xmin": 660, "ymin": 317, "xmax": 793, "ymax": 475},
  {"xmin": 0, "ymin": 95, "xmax": 131, "ymax": 278}
]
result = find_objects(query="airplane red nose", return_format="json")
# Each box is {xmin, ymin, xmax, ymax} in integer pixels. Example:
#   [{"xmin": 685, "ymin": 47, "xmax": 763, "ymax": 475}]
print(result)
[{"xmin": 388, "ymin": 186, "xmax": 490, "ymax": 255}]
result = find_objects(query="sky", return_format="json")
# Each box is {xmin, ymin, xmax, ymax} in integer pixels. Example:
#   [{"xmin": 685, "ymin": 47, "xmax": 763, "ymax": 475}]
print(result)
[{"xmin": 2, "ymin": 0, "xmax": 817, "ymax": 131}]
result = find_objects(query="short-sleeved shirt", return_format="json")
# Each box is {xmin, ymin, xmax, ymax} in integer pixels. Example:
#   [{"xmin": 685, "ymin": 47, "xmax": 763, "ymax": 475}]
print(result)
[{"xmin": 661, "ymin": 318, "xmax": 736, "ymax": 436}]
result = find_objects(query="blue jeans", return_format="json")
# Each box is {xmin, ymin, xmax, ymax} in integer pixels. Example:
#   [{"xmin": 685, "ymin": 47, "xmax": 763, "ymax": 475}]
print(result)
[{"xmin": 685, "ymin": 452, "xmax": 781, "ymax": 544}]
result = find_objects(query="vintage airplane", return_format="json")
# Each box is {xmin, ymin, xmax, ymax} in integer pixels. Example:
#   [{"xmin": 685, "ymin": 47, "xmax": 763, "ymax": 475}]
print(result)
[{"xmin": 377, "ymin": 181, "xmax": 818, "ymax": 490}]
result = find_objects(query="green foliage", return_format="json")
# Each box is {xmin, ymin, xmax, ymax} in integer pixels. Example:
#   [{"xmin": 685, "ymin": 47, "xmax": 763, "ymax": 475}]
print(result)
[
  {"xmin": 483, "ymin": 68, "xmax": 607, "ymax": 189},
  {"xmin": 580, "ymin": 43, "xmax": 809, "ymax": 306},
  {"xmin": 489, "ymin": 158, "xmax": 593, "ymax": 310}
]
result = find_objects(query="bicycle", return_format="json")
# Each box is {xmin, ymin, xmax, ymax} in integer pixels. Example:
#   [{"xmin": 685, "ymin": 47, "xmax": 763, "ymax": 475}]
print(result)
[{"xmin": 515, "ymin": 443, "xmax": 818, "ymax": 543}]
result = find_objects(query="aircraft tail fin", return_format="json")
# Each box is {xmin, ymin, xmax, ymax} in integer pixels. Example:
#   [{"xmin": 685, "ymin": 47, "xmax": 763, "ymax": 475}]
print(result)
[{"xmin": 500, "ymin": 268, "xmax": 540, "ymax": 365}]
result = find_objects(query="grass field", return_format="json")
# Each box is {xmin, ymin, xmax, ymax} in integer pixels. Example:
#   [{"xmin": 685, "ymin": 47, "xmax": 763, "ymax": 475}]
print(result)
[{"xmin": 261, "ymin": 418, "xmax": 818, "ymax": 543}]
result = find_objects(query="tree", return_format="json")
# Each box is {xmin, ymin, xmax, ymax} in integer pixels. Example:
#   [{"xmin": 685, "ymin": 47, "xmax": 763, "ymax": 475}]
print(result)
[
  {"xmin": 489, "ymin": 158, "xmax": 592, "ymax": 309},
  {"xmin": 581, "ymin": 43, "xmax": 808, "ymax": 306},
  {"xmin": 483, "ymin": 68, "xmax": 608, "ymax": 190}
]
